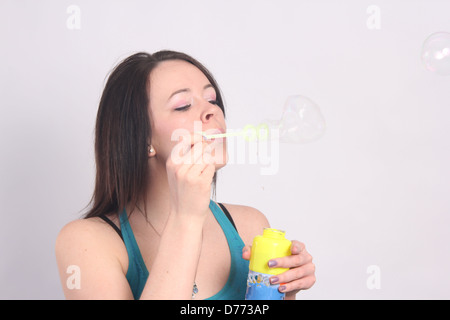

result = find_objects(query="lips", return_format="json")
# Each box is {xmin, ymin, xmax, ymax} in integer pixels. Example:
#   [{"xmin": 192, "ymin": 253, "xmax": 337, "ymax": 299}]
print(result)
[
  {"xmin": 203, "ymin": 128, "xmax": 226, "ymax": 142},
  {"xmin": 206, "ymin": 128, "xmax": 224, "ymax": 135}
]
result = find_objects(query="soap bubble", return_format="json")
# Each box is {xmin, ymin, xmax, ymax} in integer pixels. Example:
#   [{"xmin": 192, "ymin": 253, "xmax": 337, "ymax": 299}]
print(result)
[
  {"xmin": 421, "ymin": 32, "xmax": 450, "ymax": 76},
  {"xmin": 216, "ymin": 95, "xmax": 326, "ymax": 144},
  {"xmin": 267, "ymin": 95, "xmax": 326, "ymax": 144}
]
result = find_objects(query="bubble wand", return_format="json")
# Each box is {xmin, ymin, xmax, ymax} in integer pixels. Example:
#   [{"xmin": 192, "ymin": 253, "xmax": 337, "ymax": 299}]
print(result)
[{"xmin": 200, "ymin": 123, "xmax": 271, "ymax": 141}]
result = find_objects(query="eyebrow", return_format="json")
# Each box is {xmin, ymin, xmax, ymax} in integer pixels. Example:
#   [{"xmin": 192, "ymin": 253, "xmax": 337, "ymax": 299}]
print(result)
[{"xmin": 167, "ymin": 84, "xmax": 214, "ymax": 101}]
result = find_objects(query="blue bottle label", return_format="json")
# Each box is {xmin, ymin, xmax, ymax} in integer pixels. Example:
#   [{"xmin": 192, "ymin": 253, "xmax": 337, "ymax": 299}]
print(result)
[{"xmin": 245, "ymin": 271, "xmax": 285, "ymax": 300}]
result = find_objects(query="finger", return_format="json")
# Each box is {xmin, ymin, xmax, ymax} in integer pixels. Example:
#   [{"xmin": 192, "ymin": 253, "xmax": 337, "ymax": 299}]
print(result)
[
  {"xmin": 290, "ymin": 240, "xmax": 305, "ymax": 255},
  {"xmin": 178, "ymin": 152, "xmax": 215, "ymax": 193},
  {"xmin": 268, "ymin": 247, "xmax": 312, "ymax": 269},
  {"xmin": 201, "ymin": 142, "xmax": 216, "ymax": 165},
  {"xmin": 189, "ymin": 140, "xmax": 208, "ymax": 165},
  {"xmin": 185, "ymin": 143, "xmax": 214, "ymax": 176},
  {"xmin": 200, "ymin": 164, "xmax": 216, "ymax": 184},
  {"xmin": 270, "ymin": 261, "xmax": 316, "ymax": 285},
  {"xmin": 169, "ymin": 133, "xmax": 204, "ymax": 166},
  {"xmin": 177, "ymin": 139, "xmax": 208, "ymax": 168},
  {"xmin": 242, "ymin": 245, "xmax": 252, "ymax": 261},
  {"xmin": 167, "ymin": 146, "xmax": 204, "ymax": 184},
  {"xmin": 278, "ymin": 274, "xmax": 316, "ymax": 293},
  {"xmin": 179, "ymin": 132, "xmax": 205, "ymax": 156}
]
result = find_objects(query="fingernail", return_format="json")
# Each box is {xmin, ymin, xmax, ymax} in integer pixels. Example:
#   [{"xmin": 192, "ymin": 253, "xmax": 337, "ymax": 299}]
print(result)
[
  {"xmin": 279, "ymin": 285, "xmax": 287, "ymax": 292},
  {"xmin": 270, "ymin": 277, "xmax": 279, "ymax": 284},
  {"xmin": 268, "ymin": 260, "xmax": 277, "ymax": 268}
]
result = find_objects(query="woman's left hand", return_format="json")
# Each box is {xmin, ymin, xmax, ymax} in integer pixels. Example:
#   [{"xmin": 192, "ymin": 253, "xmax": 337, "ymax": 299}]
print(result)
[{"xmin": 242, "ymin": 240, "xmax": 316, "ymax": 298}]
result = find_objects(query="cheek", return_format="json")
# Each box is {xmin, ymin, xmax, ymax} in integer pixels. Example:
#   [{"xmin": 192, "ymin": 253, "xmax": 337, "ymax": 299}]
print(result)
[
  {"xmin": 152, "ymin": 123, "xmax": 178, "ymax": 159},
  {"xmin": 152, "ymin": 119, "xmax": 191, "ymax": 160}
]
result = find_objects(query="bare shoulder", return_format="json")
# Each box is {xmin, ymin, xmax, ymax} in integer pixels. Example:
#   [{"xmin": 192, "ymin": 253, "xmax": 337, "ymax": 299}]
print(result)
[
  {"xmin": 55, "ymin": 217, "xmax": 130, "ymax": 299},
  {"xmin": 55, "ymin": 216, "xmax": 126, "ymax": 267},
  {"xmin": 219, "ymin": 203, "xmax": 270, "ymax": 245},
  {"xmin": 56, "ymin": 219, "xmax": 97, "ymax": 255},
  {"xmin": 56, "ymin": 217, "xmax": 119, "ymax": 252}
]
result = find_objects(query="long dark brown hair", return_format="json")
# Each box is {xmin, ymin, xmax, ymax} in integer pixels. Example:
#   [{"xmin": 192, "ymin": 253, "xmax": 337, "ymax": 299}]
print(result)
[{"xmin": 84, "ymin": 50, "xmax": 225, "ymax": 219}]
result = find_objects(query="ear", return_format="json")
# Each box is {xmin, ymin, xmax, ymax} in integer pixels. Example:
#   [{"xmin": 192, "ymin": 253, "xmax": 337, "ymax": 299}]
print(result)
[{"xmin": 148, "ymin": 144, "xmax": 156, "ymax": 157}]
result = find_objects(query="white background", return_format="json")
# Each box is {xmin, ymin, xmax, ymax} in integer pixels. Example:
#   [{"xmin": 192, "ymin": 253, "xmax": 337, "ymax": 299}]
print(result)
[{"xmin": 1, "ymin": 0, "xmax": 449, "ymax": 299}]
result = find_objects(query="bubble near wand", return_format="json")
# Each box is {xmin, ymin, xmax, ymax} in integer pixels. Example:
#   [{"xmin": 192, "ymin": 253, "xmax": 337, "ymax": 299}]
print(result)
[{"xmin": 199, "ymin": 95, "xmax": 326, "ymax": 144}]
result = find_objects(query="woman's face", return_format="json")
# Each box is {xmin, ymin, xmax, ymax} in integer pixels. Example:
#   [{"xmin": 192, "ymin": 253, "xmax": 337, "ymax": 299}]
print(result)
[{"xmin": 148, "ymin": 59, "xmax": 227, "ymax": 170}]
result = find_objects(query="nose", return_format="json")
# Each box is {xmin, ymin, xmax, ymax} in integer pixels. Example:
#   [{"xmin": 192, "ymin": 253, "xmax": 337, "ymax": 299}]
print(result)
[{"xmin": 200, "ymin": 101, "xmax": 218, "ymax": 123}]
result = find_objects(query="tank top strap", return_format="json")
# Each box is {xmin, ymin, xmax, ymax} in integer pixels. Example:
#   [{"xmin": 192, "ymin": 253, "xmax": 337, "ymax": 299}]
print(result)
[
  {"xmin": 119, "ymin": 209, "xmax": 149, "ymax": 299},
  {"xmin": 207, "ymin": 200, "xmax": 249, "ymax": 300}
]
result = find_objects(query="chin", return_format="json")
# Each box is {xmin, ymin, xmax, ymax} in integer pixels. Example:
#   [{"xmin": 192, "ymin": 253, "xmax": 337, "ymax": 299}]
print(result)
[{"xmin": 212, "ymin": 143, "xmax": 228, "ymax": 170}]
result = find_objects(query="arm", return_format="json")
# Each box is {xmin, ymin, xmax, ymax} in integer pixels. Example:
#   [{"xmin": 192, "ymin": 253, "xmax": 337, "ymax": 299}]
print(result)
[
  {"xmin": 55, "ymin": 219, "xmax": 133, "ymax": 299},
  {"xmin": 139, "ymin": 134, "xmax": 215, "ymax": 299},
  {"xmin": 139, "ymin": 213, "xmax": 204, "ymax": 299}
]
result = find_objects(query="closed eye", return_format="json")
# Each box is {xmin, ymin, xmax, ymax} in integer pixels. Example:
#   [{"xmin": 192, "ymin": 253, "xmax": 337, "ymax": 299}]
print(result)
[
  {"xmin": 174, "ymin": 99, "xmax": 218, "ymax": 112},
  {"xmin": 174, "ymin": 104, "xmax": 191, "ymax": 112}
]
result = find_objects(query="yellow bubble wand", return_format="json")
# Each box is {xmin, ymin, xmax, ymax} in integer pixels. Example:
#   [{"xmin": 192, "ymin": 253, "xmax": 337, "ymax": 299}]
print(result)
[{"xmin": 200, "ymin": 123, "xmax": 271, "ymax": 142}]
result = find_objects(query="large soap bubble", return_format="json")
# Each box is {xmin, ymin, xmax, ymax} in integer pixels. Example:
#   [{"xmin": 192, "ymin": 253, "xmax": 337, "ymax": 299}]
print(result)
[
  {"xmin": 421, "ymin": 32, "xmax": 450, "ymax": 76},
  {"xmin": 201, "ymin": 95, "xmax": 326, "ymax": 144},
  {"xmin": 268, "ymin": 95, "xmax": 326, "ymax": 144}
]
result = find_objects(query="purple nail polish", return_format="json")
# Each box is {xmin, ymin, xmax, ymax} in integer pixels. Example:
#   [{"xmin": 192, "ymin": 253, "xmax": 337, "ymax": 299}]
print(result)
[{"xmin": 268, "ymin": 260, "xmax": 277, "ymax": 267}]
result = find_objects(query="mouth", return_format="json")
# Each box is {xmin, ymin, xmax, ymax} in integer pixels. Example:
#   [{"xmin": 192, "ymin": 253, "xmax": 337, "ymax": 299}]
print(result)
[{"xmin": 202, "ymin": 128, "xmax": 226, "ymax": 142}]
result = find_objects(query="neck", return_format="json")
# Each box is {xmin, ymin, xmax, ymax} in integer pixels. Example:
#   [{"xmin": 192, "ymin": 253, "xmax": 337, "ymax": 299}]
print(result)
[{"xmin": 138, "ymin": 159, "xmax": 172, "ymax": 230}]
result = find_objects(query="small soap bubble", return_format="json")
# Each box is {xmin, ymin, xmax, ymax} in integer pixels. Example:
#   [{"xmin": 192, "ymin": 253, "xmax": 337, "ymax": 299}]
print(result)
[
  {"xmin": 271, "ymin": 95, "xmax": 326, "ymax": 144},
  {"xmin": 421, "ymin": 32, "xmax": 450, "ymax": 76}
]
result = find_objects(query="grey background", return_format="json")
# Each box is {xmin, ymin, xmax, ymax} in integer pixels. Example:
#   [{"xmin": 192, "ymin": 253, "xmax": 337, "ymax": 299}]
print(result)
[{"xmin": 1, "ymin": 0, "xmax": 449, "ymax": 299}]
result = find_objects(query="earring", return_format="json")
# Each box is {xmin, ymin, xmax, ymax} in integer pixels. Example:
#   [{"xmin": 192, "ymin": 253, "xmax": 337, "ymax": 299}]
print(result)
[{"xmin": 148, "ymin": 145, "xmax": 154, "ymax": 154}]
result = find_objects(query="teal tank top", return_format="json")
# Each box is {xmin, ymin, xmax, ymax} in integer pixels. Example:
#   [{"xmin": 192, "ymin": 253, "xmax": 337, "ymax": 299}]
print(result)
[{"xmin": 118, "ymin": 200, "xmax": 249, "ymax": 300}]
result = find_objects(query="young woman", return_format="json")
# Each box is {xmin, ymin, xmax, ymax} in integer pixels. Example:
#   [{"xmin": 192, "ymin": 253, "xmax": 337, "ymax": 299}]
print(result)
[{"xmin": 55, "ymin": 51, "xmax": 316, "ymax": 300}]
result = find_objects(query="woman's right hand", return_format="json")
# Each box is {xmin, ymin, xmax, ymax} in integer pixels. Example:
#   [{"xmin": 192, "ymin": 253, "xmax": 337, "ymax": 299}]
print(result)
[
  {"xmin": 165, "ymin": 132, "xmax": 216, "ymax": 220},
  {"xmin": 142, "ymin": 133, "xmax": 217, "ymax": 299}
]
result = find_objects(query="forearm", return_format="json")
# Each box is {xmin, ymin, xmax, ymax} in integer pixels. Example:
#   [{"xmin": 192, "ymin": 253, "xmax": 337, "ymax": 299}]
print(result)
[{"xmin": 139, "ymin": 212, "xmax": 204, "ymax": 299}]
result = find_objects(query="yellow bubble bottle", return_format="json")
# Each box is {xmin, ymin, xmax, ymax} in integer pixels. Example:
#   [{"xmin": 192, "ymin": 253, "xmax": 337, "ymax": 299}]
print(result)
[{"xmin": 245, "ymin": 228, "xmax": 292, "ymax": 300}]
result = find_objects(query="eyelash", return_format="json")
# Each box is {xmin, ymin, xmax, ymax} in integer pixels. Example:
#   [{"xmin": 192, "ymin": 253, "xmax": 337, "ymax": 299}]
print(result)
[
  {"xmin": 175, "ymin": 105, "xmax": 191, "ymax": 112},
  {"xmin": 174, "ymin": 100, "xmax": 219, "ymax": 112}
]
